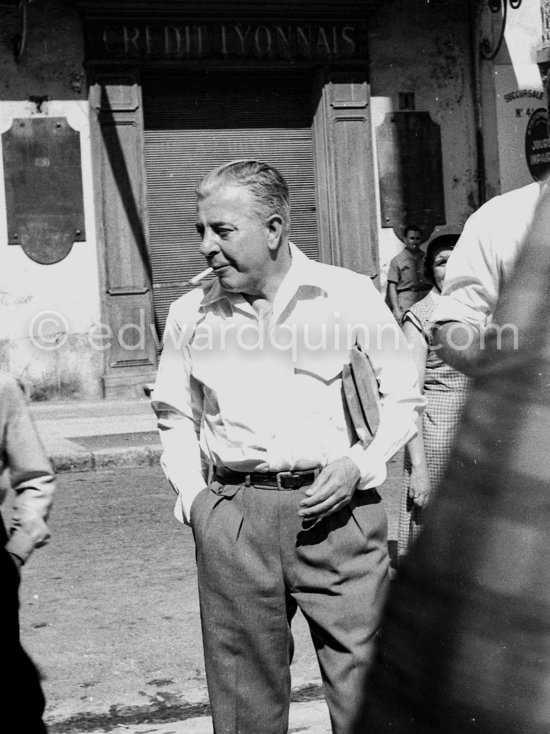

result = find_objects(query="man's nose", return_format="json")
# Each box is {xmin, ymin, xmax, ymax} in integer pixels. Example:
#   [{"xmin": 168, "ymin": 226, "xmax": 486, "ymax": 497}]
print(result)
[{"xmin": 199, "ymin": 230, "xmax": 220, "ymax": 257}]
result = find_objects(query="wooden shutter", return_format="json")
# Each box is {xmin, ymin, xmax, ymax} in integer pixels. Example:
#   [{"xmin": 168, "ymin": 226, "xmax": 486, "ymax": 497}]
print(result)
[{"xmin": 143, "ymin": 69, "xmax": 319, "ymax": 334}]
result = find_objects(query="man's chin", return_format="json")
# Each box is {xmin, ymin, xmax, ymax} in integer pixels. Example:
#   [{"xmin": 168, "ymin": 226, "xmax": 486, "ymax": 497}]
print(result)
[{"xmin": 215, "ymin": 270, "xmax": 240, "ymax": 291}]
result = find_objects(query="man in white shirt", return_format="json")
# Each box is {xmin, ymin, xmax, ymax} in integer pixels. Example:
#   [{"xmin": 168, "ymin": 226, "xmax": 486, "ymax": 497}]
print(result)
[
  {"xmin": 433, "ymin": 60, "xmax": 550, "ymax": 373},
  {"xmin": 152, "ymin": 160, "xmax": 423, "ymax": 734}
]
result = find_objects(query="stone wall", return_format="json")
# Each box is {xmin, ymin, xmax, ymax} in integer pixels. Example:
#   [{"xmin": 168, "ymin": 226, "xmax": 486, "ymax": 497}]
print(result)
[{"xmin": 0, "ymin": 1, "xmax": 102, "ymax": 399}]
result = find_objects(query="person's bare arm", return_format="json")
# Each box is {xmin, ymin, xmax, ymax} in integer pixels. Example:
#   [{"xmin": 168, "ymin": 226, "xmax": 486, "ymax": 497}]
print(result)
[
  {"xmin": 402, "ymin": 319, "xmax": 430, "ymax": 507},
  {"xmin": 387, "ymin": 282, "xmax": 402, "ymax": 321},
  {"xmin": 433, "ymin": 321, "xmax": 482, "ymax": 376}
]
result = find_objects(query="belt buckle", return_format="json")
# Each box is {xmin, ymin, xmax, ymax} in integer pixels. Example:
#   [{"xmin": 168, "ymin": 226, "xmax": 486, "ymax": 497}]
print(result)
[{"xmin": 276, "ymin": 471, "xmax": 295, "ymax": 490}]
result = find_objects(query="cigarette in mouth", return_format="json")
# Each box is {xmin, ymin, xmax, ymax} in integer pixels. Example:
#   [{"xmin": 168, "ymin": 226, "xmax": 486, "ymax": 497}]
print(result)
[{"xmin": 186, "ymin": 267, "xmax": 213, "ymax": 286}]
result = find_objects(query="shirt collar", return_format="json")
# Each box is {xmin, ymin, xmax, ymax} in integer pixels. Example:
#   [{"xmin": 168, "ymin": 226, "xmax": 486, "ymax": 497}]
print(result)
[{"xmin": 199, "ymin": 242, "xmax": 327, "ymax": 316}]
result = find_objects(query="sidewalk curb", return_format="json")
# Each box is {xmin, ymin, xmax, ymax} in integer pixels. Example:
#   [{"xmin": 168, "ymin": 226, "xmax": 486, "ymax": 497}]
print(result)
[
  {"xmin": 51, "ymin": 445, "xmax": 401, "ymax": 474},
  {"xmin": 51, "ymin": 445, "xmax": 162, "ymax": 473}
]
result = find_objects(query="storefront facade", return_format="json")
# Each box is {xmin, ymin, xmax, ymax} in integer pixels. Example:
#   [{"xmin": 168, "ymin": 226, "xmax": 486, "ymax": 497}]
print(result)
[
  {"xmin": 84, "ymin": 2, "xmax": 387, "ymax": 397},
  {"xmin": 0, "ymin": 0, "xmax": 542, "ymax": 399}
]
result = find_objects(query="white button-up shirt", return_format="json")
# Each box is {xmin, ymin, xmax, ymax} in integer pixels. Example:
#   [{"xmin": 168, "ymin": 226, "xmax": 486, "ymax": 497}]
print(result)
[
  {"xmin": 152, "ymin": 245, "xmax": 423, "ymax": 524},
  {"xmin": 433, "ymin": 182, "xmax": 546, "ymax": 327}
]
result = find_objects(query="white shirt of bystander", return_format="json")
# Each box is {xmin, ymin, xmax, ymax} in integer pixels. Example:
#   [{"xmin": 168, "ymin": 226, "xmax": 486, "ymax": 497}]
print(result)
[{"xmin": 433, "ymin": 181, "xmax": 546, "ymax": 328}]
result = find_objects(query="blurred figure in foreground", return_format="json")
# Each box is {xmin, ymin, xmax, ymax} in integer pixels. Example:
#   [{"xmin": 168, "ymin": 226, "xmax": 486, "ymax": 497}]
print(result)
[
  {"xmin": 352, "ymin": 174, "xmax": 550, "ymax": 732},
  {"xmin": 398, "ymin": 235, "xmax": 470, "ymax": 561},
  {"xmin": 0, "ymin": 373, "xmax": 55, "ymax": 733}
]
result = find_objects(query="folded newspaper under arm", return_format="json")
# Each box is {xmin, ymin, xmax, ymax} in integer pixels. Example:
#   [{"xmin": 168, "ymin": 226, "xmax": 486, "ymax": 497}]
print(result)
[{"xmin": 342, "ymin": 343, "xmax": 381, "ymax": 449}]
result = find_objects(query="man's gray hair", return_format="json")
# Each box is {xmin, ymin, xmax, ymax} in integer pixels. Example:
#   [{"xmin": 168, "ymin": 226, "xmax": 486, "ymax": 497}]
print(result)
[{"xmin": 196, "ymin": 160, "xmax": 291, "ymax": 234}]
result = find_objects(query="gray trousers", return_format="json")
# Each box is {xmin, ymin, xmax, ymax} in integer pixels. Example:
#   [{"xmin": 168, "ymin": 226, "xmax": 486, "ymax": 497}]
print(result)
[{"xmin": 191, "ymin": 480, "xmax": 389, "ymax": 734}]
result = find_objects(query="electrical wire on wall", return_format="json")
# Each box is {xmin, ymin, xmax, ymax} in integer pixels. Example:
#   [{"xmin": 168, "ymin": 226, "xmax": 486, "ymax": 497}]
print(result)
[{"xmin": 14, "ymin": 0, "xmax": 29, "ymax": 63}]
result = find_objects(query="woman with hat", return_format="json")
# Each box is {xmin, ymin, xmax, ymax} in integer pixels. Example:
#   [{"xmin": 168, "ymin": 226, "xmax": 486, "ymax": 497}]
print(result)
[{"xmin": 398, "ymin": 234, "xmax": 471, "ymax": 561}]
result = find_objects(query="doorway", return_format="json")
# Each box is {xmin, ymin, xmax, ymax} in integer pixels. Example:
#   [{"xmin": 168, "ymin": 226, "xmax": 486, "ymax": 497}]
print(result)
[{"xmin": 143, "ymin": 68, "xmax": 320, "ymax": 333}]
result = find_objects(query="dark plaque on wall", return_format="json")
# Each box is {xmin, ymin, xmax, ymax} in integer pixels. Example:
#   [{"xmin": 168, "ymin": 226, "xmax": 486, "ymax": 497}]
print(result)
[
  {"xmin": 376, "ymin": 111, "xmax": 446, "ymax": 240},
  {"xmin": 2, "ymin": 117, "xmax": 85, "ymax": 264}
]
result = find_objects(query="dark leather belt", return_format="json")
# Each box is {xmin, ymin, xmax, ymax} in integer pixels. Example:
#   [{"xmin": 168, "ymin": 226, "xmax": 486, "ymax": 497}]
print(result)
[
  {"xmin": 400, "ymin": 287, "xmax": 430, "ymax": 293},
  {"xmin": 213, "ymin": 467, "xmax": 320, "ymax": 490}
]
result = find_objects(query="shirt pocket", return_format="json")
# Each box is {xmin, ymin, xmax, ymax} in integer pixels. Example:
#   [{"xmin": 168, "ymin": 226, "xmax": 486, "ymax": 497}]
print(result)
[
  {"xmin": 293, "ymin": 350, "xmax": 344, "ymax": 385},
  {"xmin": 291, "ymin": 350, "xmax": 346, "ymax": 425}
]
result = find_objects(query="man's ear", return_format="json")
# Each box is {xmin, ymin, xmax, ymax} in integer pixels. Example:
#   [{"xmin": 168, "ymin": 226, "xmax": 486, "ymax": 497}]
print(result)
[{"xmin": 265, "ymin": 214, "xmax": 284, "ymax": 251}]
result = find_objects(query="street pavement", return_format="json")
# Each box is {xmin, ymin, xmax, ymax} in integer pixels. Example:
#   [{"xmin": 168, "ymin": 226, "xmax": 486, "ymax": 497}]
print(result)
[
  {"xmin": 14, "ymin": 398, "xmax": 403, "ymax": 733},
  {"xmin": 30, "ymin": 397, "xmax": 161, "ymax": 473}
]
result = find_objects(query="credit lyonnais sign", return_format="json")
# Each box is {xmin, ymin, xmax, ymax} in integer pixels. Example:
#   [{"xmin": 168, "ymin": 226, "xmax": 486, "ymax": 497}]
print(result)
[{"xmin": 86, "ymin": 21, "xmax": 367, "ymax": 61}]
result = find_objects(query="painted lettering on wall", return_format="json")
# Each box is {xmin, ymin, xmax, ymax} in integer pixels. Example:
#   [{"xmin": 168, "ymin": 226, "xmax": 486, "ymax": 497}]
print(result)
[
  {"xmin": 90, "ymin": 21, "xmax": 365, "ymax": 60},
  {"xmin": 503, "ymin": 89, "xmax": 544, "ymax": 103}
]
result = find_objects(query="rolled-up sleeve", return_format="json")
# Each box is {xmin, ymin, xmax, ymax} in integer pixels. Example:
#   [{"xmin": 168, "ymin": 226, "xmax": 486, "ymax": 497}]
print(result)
[
  {"xmin": 386, "ymin": 255, "xmax": 399, "ymax": 285},
  {"xmin": 433, "ymin": 207, "xmax": 500, "ymax": 328},
  {"xmin": 2, "ymin": 376, "xmax": 55, "ymax": 564},
  {"xmin": 151, "ymin": 299, "xmax": 207, "ymax": 525}
]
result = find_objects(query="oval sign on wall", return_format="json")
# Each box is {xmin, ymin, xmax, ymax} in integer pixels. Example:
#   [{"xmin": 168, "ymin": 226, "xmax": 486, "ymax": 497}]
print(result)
[{"xmin": 525, "ymin": 107, "xmax": 550, "ymax": 182}]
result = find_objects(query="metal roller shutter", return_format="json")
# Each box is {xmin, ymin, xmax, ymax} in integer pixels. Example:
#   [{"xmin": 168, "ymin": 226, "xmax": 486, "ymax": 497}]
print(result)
[{"xmin": 143, "ymin": 69, "xmax": 319, "ymax": 335}]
